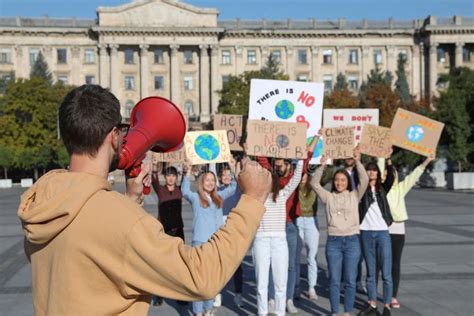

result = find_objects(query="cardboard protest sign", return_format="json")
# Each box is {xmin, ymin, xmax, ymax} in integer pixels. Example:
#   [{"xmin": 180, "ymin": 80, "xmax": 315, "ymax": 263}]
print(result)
[
  {"xmin": 213, "ymin": 114, "xmax": 244, "ymax": 151},
  {"xmin": 359, "ymin": 124, "xmax": 392, "ymax": 158},
  {"xmin": 323, "ymin": 109, "xmax": 379, "ymax": 144},
  {"xmin": 152, "ymin": 149, "xmax": 186, "ymax": 163},
  {"xmin": 184, "ymin": 131, "xmax": 231, "ymax": 165},
  {"xmin": 391, "ymin": 108, "xmax": 444, "ymax": 157},
  {"xmin": 248, "ymin": 79, "xmax": 324, "ymax": 162},
  {"xmin": 322, "ymin": 126, "xmax": 355, "ymax": 159},
  {"xmin": 246, "ymin": 120, "xmax": 307, "ymax": 159}
]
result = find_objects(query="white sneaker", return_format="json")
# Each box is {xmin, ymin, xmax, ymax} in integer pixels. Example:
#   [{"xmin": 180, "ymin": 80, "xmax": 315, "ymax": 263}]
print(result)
[
  {"xmin": 307, "ymin": 288, "xmax": 319, "ymax": 301},
  {"xmin": 286, "ymin": 299, "xmax": 298, "ymax": 314},
  {"xmin": 213, "ymin": 293, "xmax": 221, "ymax": 307},
  {"xmin": 268, "ymin": 299, "xmax": 276, "ymax": 313},
  {"xmin": 233, "ymin": 293, "xmax": 243, "ymax": 307}
]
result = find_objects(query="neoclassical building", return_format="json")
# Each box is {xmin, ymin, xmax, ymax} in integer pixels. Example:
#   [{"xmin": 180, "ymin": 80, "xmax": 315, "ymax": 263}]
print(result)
[{"xmin": 0, "ymin": 0, "xmax": 473, "ymax": 122}]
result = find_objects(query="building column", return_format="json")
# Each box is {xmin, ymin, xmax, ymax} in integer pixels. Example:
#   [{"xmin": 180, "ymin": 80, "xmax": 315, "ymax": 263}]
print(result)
[
  {"xmin": 286, "ymin": 46, "xmax": 294, "ymax": 79},
  {"xmin": 455, "ymin": 42, "xmax": 464, "ymax": 67},
  {"xmin": 386, "ymin": 45, "xmax": 396, "ymax": 75},
  {"xmin": 109, "ymin": 44, "xmax": 119, "ymax": 96},
  {"xmin": 42, "ymin": 46, "xmax": 54, "ymax": 77},
  {"xmin": 260, "ymin": 46, "xmax": 269, "ymax": 66},
  {"xmin": 336, "ymin": 46, "xmax": 345, "ymax": 75},
  {"xmin": 71, "ymin": 47, "xmax": 81, "ymax": 86},
  {"xmin": 429, "ymin": 42, "xmax": 438, "ymax": 98},
  {"xmin": 311, "ymin": 46, "xmax": 320, "ymax": 82},
  {"xmin": 199, "ymin": 44, "xmax": 210, "ymax": 122},
  {"xmin": 98, "ymin": 44, "xmax": 108, "ymax": 88},
  {"xmin": 235, "ymin": 46, "xmax": 243, "ymax": 75},
  {"xmin": 420, "ymin": 42, "xmax": 425, "ymax": 99},
  {"xmin": 412, "ymin": 45, "xmax": 421, "ymax": 99},
  {"xmin": 139, "ymin": 44, "xmax": 149, "ymax": 99},
  {"xmin": 170, "ymin": 44, "xmax": 181, "ymax": 108},
  {"xmin": 361, "ymin": 46, "xmax": 370, "ymax": 82},
  {"xmin": 210, "ymin": 44, "xmax": 219, "ymax": 116},
  {"xmin": 13, "ymin": 46, "xmax": 25, "ymax": 79}
]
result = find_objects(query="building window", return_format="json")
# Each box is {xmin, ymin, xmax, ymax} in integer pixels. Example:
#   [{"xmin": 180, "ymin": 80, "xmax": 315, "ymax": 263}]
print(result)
[
  {"xmin": 0, "ymin": 48, "xmax": 11, "ymax": 64},
  {"xmin": 125, "ymin": 75, "xmax": 135, "ymax": 90},
  {"xmin": 247, "ymin": 50, "xmax": 257, "ymax": 64},
  {"xmin": 29, "ymin": 48, "xmax": 40, "ymax": 65},
  {"xmin": 1, "ymin": 73, "xmax": 13, "ymax": 84},
  {"xmin": 222, "ymin": 50, "xmax": 231, "ymax": 65},
  {"xmin": 185, "ymin": 100, "xmax": 194, "ymax": 116},
  {"xmin": 323, "ymin": 50, "xmax": 333, "ymax": 64},
  {"xmin": 57, "ymin": 75, "xmax": 68, "ymax": 84},
  {"xmin": 297, "ymin": 74, "xmax": 308, "ymax": 82},
  {"xmin": 222, "ymin": 75, "xmax": 230, "ymax": 85},
  {"xmin": 437, "ymin": 47, "xmax": 447, "ymax": 63},
  {"xmin": 57, "ymin": 48, "xmax": 67, "ymax": 64},
  {"xmin": 154, "ymin": 75, "xmax": 164, "ymax": 90},
  {"xmin": 323, "ymin": 75, "xmax": 333, "ymax": 92},
  {"xmin": 463, "ymin": 47, "xmax": 471, "ymax": 63},
  {"xmin": 154, "ymin": 48, "xmax": 164, "ymax": 64},
  {"xmin": 184, "ymin": 76, "xmax": 193, "ymax": 90},
  {"xmin": 84, "ymin": 48, "xmax": 95, "ymax": 64},
  {"xmin": 373, "ymin": 49, "xmax": 383, "ymax": 65},
  {"xmin": 85, "ymin": 75, "xmax": 95, "ymax": 84},
  {"xmin": 184, "ymin": 50, "xmax": 193, "ymax": 64},
  {"xmin": 349, "ymin": 49, "xmax": 358, "ymax": 64},
  {"xmin": 298, "ymin": 49, "xmax": 307, "ymax": 64},
  {"xmin": 348, "ymin": 75, "xmax": 359, "ymax": 90},
  {"xmin": 271, "ymin": 50, "xmax": 281, "ymax": 64},
  {"xmin": 124, "ymin": 48, "xmax": 134, "ymax": 64},
  {"xmin": 125, "ymin": 100, "xmax": 134, "ymax": 118}
]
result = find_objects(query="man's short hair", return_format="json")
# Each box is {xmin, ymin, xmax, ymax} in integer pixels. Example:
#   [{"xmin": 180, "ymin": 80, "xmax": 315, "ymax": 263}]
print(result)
[{"xmin": 59, "ymin": 85, "xmax": 122, "ymax": 156}]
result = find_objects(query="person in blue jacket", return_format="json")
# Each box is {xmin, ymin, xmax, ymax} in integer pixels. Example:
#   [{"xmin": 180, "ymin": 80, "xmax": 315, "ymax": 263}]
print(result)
[{"xmin": 181, "ymin": 162, "xmax": 237, "ymax": 316}]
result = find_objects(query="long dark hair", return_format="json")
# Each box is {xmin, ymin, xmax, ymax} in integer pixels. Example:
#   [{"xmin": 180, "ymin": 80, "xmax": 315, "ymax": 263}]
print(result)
[
  {"xmin": 331, "ymin": 170, "xmax": 353, "ymax": 192},
  {"xmin": 366, "ymin": 162, "xmax": 382, "ymax": 192},
  {"xmin": 271, "ymin": 172, "xmax": 281, "ymax": 202},
  {"xmin": 301, "ymin": 173, "xmax": 313, "ymax": 196}
]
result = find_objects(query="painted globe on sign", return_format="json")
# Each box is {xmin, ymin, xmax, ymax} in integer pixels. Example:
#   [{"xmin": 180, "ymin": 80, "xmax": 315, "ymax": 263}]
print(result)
[
  {"xmin": 276, "ymin": 134, "xmax": 290, "ymax": 148},
  {"xmin": 194, "ymin": 134, "xmax": 220, "ymax": 161},
  {"xmin": 406, "ymin": 124, "xmax": 424, "ymax": 143},
  {"xmin": 311, "ymin": 137, "xmax": 324, "ymax": 158},
  {"xmin": 274, "ymin": 99, "xmax": 295, "ymax": 120}
]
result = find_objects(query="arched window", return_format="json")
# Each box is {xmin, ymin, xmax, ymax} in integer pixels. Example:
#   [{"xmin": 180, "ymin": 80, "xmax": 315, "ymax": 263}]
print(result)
[
  {"xmin": 125, "ymin": 100, "xmax": 134, "ymax": 118},
  {"xmin": 184, "ymin": 100, "xmax": 194, "ymax": 116}
]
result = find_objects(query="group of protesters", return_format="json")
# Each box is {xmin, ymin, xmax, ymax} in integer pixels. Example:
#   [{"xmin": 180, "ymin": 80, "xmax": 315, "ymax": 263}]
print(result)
[{"xmin": 150, "ymin": 130, "xmax": 434, "ymax": 316}]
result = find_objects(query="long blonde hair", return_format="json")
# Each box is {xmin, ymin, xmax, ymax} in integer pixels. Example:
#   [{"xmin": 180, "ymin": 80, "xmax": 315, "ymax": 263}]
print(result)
[{"xmin": 198, "ymin": 172, "xmax": 223, "ymax": 208}]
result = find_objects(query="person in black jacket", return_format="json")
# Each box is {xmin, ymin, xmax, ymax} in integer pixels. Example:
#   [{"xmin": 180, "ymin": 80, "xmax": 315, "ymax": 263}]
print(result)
[{"xmin": 358, "ymin": 158, "xmax": 395, "ymax": 316}]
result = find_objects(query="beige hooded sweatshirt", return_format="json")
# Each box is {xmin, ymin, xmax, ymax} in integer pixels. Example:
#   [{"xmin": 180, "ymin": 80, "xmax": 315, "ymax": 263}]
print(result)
[{"xmin": 18, "ymin": 170, "xmax": 264, "ymax": 315}]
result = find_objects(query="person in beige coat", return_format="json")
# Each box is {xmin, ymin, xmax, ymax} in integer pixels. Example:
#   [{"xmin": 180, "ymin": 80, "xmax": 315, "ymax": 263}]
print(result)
[{"xmin": 17, "ymin": 84, "xmax": 272, "ymax": 316}]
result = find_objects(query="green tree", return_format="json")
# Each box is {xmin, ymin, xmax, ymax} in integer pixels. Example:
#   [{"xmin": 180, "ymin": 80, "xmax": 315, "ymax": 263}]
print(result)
[
  {"xmin": 395, "ymin": 53, "xmax": 411, "ymax": 106},
  {"xmin": 0, "ymin": 77, "xmax": 73, "ymax": 179},
  {"xmin": 30, "ymin": 52, "xmax": 53, "ymax": 85},
  {"xmin": 433, "ymin": 67, "xmax": 474, "ymax": 171},
  {"xmin": 0, "ymin": 143, "xmax": 13, "ymax": 178},
  {"xmin": 218, "ymin": 55, "xmax": 289, "ymax": 115},
  {"xmin": 334, "ymin": 73, "xmax": 348, "ymax": 91}
]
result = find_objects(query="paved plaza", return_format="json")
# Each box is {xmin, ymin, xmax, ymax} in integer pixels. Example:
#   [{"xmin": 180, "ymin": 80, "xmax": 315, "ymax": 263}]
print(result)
[{"xmin": 0, "ymin": 184, "xmax": 473, "ymax": 316}]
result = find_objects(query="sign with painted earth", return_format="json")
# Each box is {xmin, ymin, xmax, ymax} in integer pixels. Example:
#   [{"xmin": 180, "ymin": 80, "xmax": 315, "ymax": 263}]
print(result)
[
  {"xmin": 184, "ymin": 131, "xmax": 231, "ymax": 165},
  {"xmin": 391, "ymin": 108, "xmax": 444, "ymax": 157},
  {"xmin": 248, "ymin": 79, "xmax": 324, "ymax": 163}
]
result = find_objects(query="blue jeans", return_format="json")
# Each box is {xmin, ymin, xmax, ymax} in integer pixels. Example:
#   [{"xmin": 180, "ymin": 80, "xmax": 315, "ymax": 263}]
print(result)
[
  {"xmin": 192, "ymin": 241, "xmax": 214, "ymax": 314},
  {"xmin": 286, "ymin": 221, "xmax": 299, "ymax": 300},
  {"xmin": 296, "ymin": 216, "xmax": 320, "ymax": 291},
  {"xmin": 361, "ymin": 230, "xmax": 393, "ymax": 305},
  {"xmin": 326, "ymin": 235, "xmax": 361, "ymax": 314}
]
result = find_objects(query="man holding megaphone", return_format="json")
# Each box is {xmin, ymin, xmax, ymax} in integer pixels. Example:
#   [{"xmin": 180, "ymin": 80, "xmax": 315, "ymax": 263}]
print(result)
[{"xmin": 18, "ymin": 84, "xmax": 272, "ymax": 315}]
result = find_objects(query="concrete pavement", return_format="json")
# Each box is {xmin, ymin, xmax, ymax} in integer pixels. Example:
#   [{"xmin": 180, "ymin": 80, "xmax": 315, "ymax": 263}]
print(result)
[{"xmin": 0, "ymin": 185, "xmax": 473, "ymax": 316}]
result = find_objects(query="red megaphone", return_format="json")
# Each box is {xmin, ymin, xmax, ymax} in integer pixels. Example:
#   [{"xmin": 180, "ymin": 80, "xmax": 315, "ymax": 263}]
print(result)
[{"xmin": 118, "ymin": 96, "xmax": 186, "ymax": 194}]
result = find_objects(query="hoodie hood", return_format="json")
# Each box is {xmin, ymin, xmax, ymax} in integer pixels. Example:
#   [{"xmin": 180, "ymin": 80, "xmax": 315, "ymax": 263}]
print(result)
[{"xmin": 18, "ymin": 170, "xmax": 112, "ymax": 244}]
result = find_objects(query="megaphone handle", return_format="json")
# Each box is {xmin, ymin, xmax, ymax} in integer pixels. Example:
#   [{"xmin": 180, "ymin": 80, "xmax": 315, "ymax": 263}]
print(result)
[{"xmin": 127, "ymin": 165, "xmax": 151, "ymax": 196}]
